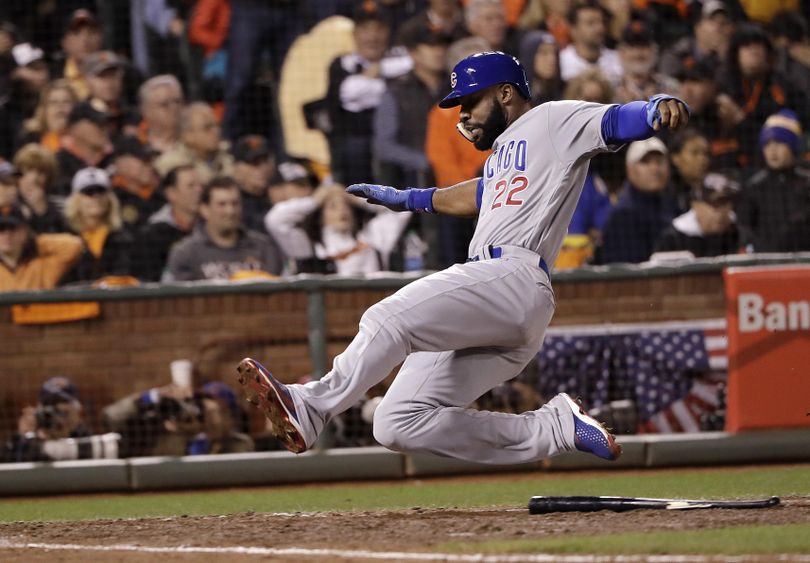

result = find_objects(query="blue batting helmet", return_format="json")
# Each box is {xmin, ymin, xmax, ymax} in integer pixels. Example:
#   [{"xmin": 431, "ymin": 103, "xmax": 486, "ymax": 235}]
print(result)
[{"xmin": 438, "ymin": 51, "xmax": 531, "ymax": 109}]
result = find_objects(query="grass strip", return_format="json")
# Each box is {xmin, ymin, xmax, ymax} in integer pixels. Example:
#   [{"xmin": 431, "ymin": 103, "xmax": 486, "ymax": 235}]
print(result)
[
  {"xmin": 0, "ymin": 464, "xmax": 806, "ymax": 522},
  {"xmin": 442, "ymin": 523, "xmax": 810, "ymax": 555}
]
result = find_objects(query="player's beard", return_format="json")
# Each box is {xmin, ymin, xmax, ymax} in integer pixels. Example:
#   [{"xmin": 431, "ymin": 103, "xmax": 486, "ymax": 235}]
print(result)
[{"xmin": 475, "ymin": 100, "xmax": 508, "ymax": 151}]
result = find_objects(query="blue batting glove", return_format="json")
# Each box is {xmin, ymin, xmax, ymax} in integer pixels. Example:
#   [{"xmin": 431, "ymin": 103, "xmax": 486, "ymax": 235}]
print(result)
[
  {"xmin": 346, "ymin": 183, "xmax": 410, "ymax": 211},
  {"xmin": 646, "ymin": 94, "xmax": 690, "ymax": 128},
  {"xmin": 346, "ymin": 184, "xmax": 436, "ymax": 213}
]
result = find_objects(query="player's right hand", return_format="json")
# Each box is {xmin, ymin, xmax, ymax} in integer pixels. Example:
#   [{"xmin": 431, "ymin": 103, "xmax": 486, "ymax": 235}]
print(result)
[{"xmin": 346, "ymin": 183, "xmax": 410, "ymax": 212}]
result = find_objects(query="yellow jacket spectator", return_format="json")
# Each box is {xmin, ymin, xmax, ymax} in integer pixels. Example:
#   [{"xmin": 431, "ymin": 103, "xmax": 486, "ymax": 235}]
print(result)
[{"xmin": 0, "ymin": 203, "xmax": 83, "ymax": 291}]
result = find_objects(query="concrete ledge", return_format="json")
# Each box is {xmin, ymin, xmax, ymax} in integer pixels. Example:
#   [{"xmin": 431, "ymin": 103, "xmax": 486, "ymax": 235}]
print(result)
[
  {"xmin": 2, "ymin": 430, "xmax": 810, "ymax": 496},
  {"xmin": 405, "ymin": 452, "xmax": 539, "ymax": 477},
  {"xmin": 128, "ymin": 447, "xmax": 404, "ymax": 490},
  {"xmin": 0, "ymin": 459, "xmax": 129, "ymax": 495},
  {"xmin": 645, "ymin": 429, "xmax": 810, "ymax": 467}
]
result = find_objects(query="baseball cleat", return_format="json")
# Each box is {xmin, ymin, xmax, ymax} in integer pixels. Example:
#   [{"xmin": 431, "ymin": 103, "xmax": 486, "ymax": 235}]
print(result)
[
  {"xmin": 236, "ymin": 357, "xmax": 308, "ymax": 454},
  {"xmin": 559, "ymin": 393, "xmax": 622, "ymax": 461}
]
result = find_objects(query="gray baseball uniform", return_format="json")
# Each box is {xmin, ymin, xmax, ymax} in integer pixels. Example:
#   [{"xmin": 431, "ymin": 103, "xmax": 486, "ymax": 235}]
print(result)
[{"xmin": 286, "ymin": 101, "xmax": 613, "ymax": 464}]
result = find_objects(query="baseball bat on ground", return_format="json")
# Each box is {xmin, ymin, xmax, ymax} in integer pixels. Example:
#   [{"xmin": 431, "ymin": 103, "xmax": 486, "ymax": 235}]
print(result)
[{"xmin": 528, "ymin": 495, "xmax": 780, "ymax": 514}]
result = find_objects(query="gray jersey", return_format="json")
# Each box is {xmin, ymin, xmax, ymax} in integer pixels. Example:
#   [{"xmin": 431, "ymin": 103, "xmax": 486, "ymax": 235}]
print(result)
[{"xmin": 469, "ymin": 101, "xmax": 613, "ymax": 265}]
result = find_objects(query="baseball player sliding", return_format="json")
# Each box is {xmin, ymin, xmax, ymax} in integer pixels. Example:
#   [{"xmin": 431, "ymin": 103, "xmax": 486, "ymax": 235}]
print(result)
[{"xmin": 238, "ymin": 52, "xmax": 689, "ymax": 464}]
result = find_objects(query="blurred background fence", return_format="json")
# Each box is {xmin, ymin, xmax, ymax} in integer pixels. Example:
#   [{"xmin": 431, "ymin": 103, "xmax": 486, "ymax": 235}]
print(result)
[{"xmin": 1, "ymin": 0, "xmax": 810, "ymax": 467}]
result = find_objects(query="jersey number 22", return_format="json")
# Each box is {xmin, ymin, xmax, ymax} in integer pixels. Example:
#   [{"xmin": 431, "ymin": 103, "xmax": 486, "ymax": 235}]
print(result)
[{"xmin": 491, "ymin": 176, "xmax": 528, "ymax": 209}]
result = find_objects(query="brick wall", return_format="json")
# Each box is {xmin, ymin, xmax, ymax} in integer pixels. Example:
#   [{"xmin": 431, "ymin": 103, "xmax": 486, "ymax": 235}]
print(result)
[{"xmin": 0, "ymin": 272, "xmax": 725, "ymax": 436}]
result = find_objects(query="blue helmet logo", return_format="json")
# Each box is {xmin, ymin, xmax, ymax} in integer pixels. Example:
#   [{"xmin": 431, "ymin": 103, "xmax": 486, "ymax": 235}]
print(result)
[{"xmin": 439, "ymin": 51, "xmax": 531, "ymax": 109}]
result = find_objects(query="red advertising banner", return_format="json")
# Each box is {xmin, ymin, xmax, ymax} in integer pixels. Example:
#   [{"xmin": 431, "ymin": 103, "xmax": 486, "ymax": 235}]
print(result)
[{"xmin": 724, "ymin": 265, "xmax": 810, "ymax": 431}]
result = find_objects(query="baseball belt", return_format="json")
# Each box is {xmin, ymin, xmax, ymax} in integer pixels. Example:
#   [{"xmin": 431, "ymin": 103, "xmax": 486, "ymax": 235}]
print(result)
[{"xmin": 467, "ymin": 244, "xmax": 550, "ymax": 277}]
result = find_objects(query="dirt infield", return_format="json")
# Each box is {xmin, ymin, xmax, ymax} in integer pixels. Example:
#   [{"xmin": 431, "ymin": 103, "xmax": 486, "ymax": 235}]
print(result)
[{"xmin": 1, "ymin": 497, "xmax": 809, "ymax": 562}]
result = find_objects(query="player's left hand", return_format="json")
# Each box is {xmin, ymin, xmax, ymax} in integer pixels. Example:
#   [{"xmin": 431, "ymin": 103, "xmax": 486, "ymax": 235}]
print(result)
[
  {"xmin": 646, "ymin": 94, "xmax": 690, "ymax": 132},
  {"xmin": 346, "ymin": 183, "xmax": 410, "ymax": 211}
]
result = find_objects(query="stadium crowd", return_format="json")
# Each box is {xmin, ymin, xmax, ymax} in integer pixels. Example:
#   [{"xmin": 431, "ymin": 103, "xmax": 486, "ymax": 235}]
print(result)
[
  {"xmin": 1, "ymin": 0, "xmax": 810, "ymax": 293},
  {"xmin": 4, "ymin": 0, "xmax": 807, "ymax": 460}
]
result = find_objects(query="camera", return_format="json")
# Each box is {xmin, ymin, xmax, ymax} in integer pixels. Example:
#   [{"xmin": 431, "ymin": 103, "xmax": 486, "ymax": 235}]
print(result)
[{"xmin": 34, "ymin": 405, "xmax": 66, "ymax": 431}]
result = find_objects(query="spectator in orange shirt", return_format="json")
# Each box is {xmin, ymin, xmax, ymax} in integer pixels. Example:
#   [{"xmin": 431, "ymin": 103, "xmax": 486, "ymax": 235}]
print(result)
[
  {"xmin": 425, "ymin": 36, "xmax": 491, "ymax": 266},
  {"xmin": 0, "ymin": 203, "xmax": 83, "ymax": 292},
  {"xmin": 189, "ymin": 0, "xmax": 231, "ymax": 106},
  {"xmin": 189, "ymin": 0, "xmax": 231, "ymax": 57},
  {"xmin": 425, "ymin": 36, "xmax": 490, "ymax": 189}
]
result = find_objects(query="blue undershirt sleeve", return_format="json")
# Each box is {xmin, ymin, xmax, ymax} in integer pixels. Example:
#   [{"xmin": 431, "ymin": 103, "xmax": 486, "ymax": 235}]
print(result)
[
  {"xmin": 475, "ymin": 178, "xmax": 484, "ymax": 210},
  {"xmin": 601, "ymin": 101, "xmax": 655, "ymax": 145}
]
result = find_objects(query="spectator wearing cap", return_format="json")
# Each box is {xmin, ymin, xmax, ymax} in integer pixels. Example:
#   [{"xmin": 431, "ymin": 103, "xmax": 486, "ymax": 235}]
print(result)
[
  {"xmin": 717, "ymin": 23, "xmax": 809, "ymax": 166},
  {"xmin": 10, "ymin": 43, "xmax": 50, "ymax": 92},
  {"xmin": 61, "ymin": 167, "xmax": 134, "ymax": 284},
  {"xmin": 53, "ymin": 9, "xmax": 103, "ymax": 100},
  {"xmin": 599, "ymin": 138, "xmax": 679, "ymax": 264},
  {"xmin": 654, "ymin": 172, "xmax": 741, "ymax": 258},
  {"xmin": 136, "ymin": 75, "xmax": 185, "ymax": 157},
  {"xmin": 659, "ymin": 1, "xmax": 734, "ymax": 79},
  {"xmin": 155, "ymin": 102, "xmax": 234, "ymax": 184},
  {"xmin": 373, "ymin": 19, "xmax": 449, "ymax": 188},
  {"xmin": 265, "ymin": 182, "xmax": 410, "ymax": 275},
  {"xmin": 464, "ymin": 0, "xmax": 512, "ymax": 54},
  {"xmin": 325, "ymin": 1, "xmax": 412, "ymax": 185},
  {"xmin": 231, "ymin": 135, "xmax": 275, "ymax": 232},
  {"xmin": 425, "ymin": 36, "xmax": 491, "ymax": 267},
  {"xmin": 0, "ymin": 203, "xmax": 83, "ymax": 291},
  {"xmin": 18, "ymin": 79, "xmax": 78, "ymax": 154},
  {"xmin": 737, "ymin": 110, "xmax": 810, "ymax": 252},
  {"xmin": 199, "ymin": 381, "xmax": 254, "ymax": 454},
  {"xmin": 13, "ymin": 144, "xmax": 67, "ymax": 234},
  {"xmin": 83, "ymin": 51, "xmax": 130, "ymax": 136},
  {"xmin": 55, "ymin": 103, "xmax": 114, "ymax": 198},
  {"xmin": 0, "ymin": 42, "xmax": 51, "ymax": 160},
  {"xmin": 134, "ymin": 165, "xmax": 203, "ymax": 282},
  {"xmin": 267, "ymin": 160, "xmax": 318, "ymax": 205},
  {"xmin": 165, "ymin": 176, "xmax": 284, "ymax": 281},
  {"xmin": 2, "ymin": 376, "xmax": 91, "ymax": 463},
  {"xmin": 559, "ymin": 1, "xmax": 622, "ymax": 85},
  {"xmin": 398, "ymin": 0, "xmax": 467, "ymax": 45},
  {"xmin": 110, "ymin": 137, "xmax": 164, "ymax": 231},
  {"xmin": 668, "ymin": 128, "xmax": 712, "ymax": 214},
  {"xmin": 519, "ymin": 31, "xmax": 564, "ymax": 106},
  {"xmin": 615, "ymin": 21, "xmax": 679, "ymax": 104}
]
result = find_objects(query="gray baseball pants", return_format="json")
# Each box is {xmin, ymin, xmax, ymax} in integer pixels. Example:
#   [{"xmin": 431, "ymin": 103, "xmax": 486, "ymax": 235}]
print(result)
[{"xmin": 286, "ymin": 248, "xmax": 577, "ymax": 464}]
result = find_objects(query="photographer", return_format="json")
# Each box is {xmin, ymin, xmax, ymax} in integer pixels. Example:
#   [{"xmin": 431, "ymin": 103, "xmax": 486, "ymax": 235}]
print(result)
[
  {"xmin": 102, "ymin": 384, "xmax": 205, "ymax": 458},
  {"xmin": 2, "ymin": 376, "xmax": 119, "ymax": 463}
]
